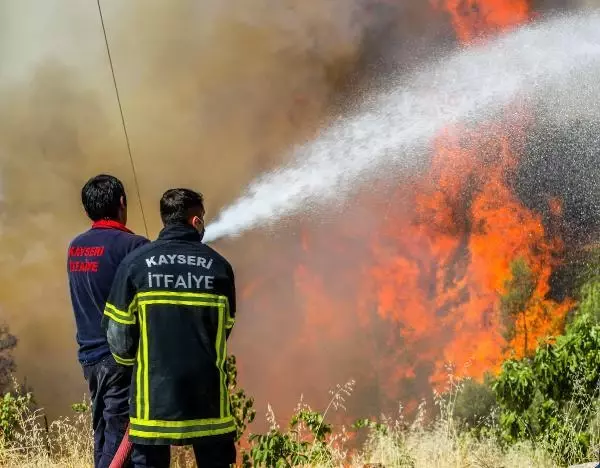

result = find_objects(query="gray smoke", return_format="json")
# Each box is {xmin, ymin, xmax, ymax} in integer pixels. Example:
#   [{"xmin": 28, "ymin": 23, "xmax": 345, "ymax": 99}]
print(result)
[
  {"xmin": 204, "ymin": 12, "xmax": 600, "ymax": 243},
  {"xmin": 0, "ymin": 0, "xmax": 452, "ymax": 418}
]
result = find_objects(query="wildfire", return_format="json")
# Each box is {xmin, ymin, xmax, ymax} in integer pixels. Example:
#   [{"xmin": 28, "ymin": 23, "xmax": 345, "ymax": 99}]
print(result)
[
  {"xmin": 363, "ymin": 126, "xmax": 571, "ymax": 395},
  {"xmin": 236, "ymin": 0, "xmax": 573, "ymax": 418}
]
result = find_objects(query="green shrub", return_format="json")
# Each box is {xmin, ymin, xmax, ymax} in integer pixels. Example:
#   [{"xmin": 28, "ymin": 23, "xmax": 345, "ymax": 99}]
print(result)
[
  {"xmin": 0, "ymin": 391, "xmax": 33, "ymax": 441},
  {"xmin": 226, "ymin": 355, "xmax": 256, "ymax": 443},
  {"xmin": 243, "ymin": 381, "xmax": 354, "ymax": 467},
  {"xmin": 71, "ymin": 401, "xmax": 90, "ymax": 414},
  {"xmin": 452, "ymin": 375, "xmax": 498, "ymax": 431},
  {"xmin": 493, "ymin": 275, "xmax": 600, "ymax": 465},
  {"xmin": 244, "ymin": 407, "xmax": 334, "ymax": 467}
]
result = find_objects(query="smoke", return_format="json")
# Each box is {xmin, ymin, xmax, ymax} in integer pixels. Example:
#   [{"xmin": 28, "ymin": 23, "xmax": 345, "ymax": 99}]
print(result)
[
  {"xmin": 216, "ymin": 7, "xmax": 600, "ymax": 421},
  {"xmin": 204, "ymin": 12, "xmax": 600, "ymax": 242},
  {"xmin": 2, "ymin": 0, "xmax": 597, "ymax": 424},
  {"xmin": 0, "ymin": 0, "xmax": 450, "ymax": 418}
]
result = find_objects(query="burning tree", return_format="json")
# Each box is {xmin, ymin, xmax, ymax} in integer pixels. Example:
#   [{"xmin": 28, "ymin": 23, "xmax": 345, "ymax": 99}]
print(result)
[
  {"xmin": 230, "ymin": 0, "xmax": 576, "ymax": 421},
  {"xmin": 500, "ymin": 257, "xmax": 536, "ymax": 356}
]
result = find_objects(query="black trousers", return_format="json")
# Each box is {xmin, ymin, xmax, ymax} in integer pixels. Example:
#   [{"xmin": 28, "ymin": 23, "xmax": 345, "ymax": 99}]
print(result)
[
  {"xmin": 83, "ymin": 355, "xmax": 132, "ymax": 468},
  {"xmin": 131, "ymin": 434, "xmax": 236, "ymax": 468}
]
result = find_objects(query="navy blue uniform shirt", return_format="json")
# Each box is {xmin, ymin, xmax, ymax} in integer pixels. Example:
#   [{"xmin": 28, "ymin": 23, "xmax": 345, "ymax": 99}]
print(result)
[{"xmin": 67, "ymin": 220, "xmax": 149, "ymax": 365}]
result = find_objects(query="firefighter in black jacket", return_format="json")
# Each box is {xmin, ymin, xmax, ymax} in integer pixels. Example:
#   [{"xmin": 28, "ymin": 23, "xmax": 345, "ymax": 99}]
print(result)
[{"xmin": 102, "ymin": 188, "xmax": 236, "ymax": 468}]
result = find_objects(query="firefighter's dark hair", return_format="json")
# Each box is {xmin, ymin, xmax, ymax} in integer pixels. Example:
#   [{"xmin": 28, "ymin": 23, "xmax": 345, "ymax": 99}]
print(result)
[
  {"xmin": 160, "ymin": 188, "xmax": 204, "ymax": 225},
  {"xmin": 81, "ymin": 174, "xmax": 127, "ymax": 221}
]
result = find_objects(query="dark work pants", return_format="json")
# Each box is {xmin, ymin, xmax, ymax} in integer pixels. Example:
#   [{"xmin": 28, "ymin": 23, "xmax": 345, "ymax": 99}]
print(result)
[
  {"xmin": 83, "ymin": 355, "xmax": 132, "ymax": 468},
  {"xmin": 131, "ymin": 434, "xmax": 236, "ymax": 468}
]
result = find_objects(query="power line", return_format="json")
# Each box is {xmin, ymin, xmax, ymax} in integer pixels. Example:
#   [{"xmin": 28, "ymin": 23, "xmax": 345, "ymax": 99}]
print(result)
[{"xmin": 96, "ymin": 0, "xmax": 149, "ymax": 237}]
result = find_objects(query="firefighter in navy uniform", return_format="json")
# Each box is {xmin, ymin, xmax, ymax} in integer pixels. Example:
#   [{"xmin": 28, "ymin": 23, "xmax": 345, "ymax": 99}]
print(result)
[
  {"xmin": 67, "ymin": 174, "xmax": 149, "ymax": 468},
  {"xmin": 102, "ymin": 188, "xmax": 236, "ymax": 468}
]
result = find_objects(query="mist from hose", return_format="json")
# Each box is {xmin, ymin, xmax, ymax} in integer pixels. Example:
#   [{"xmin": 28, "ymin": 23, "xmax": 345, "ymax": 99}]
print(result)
[{"xmin": 203, "ymin": 12, "xmax": 600, "ymax": 243}]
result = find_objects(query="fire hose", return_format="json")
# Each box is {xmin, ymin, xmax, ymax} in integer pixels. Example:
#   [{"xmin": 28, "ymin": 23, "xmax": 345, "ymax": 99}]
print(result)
[{"xmin": 108, "ymin": 424, "xmax": 134, "ymax": 468}]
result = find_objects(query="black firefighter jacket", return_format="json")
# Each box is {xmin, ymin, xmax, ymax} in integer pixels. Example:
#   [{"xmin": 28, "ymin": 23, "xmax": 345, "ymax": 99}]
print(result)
[{"xmin": 101, "ymin": 223, "xmax": 236, "ymax": 445}]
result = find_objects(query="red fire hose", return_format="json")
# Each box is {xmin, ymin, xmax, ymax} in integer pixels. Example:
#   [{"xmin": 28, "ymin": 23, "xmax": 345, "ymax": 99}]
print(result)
[{"xmin": 109, "ymin": 424, "xmax": 134, "ymax": 468}]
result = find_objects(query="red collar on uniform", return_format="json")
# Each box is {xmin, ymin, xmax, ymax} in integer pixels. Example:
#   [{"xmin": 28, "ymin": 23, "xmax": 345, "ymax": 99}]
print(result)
[{"xmin": 91, "ymin": 219, "xmax": 133, "ymax": 234}]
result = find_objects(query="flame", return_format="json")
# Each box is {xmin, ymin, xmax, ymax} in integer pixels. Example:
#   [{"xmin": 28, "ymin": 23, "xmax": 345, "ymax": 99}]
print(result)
[
  {"xmin": 361, "ymin": 126, "xmax": 571, "ymax": 396},
  {"xmin": 435, "ymin": 0, "xmax": 530, "ymax": 43},
  {"xmin": 236, "ymin": 0, "xmax": 573, "ymax": 419}
]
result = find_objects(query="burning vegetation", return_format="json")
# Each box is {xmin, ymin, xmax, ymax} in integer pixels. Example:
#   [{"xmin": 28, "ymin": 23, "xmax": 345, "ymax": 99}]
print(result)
[
  {"xmin": 232, "ymin": 0, "xmax": 576, "ymax": 422},
  {"xmin": 4, "ymin": 0, "xmax": 600, "ymax": 466},
  {"xmin": 0, "ymin": 0, "xmax": 600, "ymax": 466}
]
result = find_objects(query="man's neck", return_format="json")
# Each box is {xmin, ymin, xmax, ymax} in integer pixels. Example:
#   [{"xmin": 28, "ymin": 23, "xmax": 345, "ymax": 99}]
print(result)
[{"xmin": 91, "ymin": 219, "xmax": 133, "ymax": 234}]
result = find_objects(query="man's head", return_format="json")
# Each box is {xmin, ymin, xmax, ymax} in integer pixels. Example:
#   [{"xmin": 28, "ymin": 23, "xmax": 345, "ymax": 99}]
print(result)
[
  {"xmin": 81, "ymin": 174, "xmax": 127, "ymax": 224},
  {"xmin": 160, "ymin": 188, "xmax": 205, "ymax": 238}
]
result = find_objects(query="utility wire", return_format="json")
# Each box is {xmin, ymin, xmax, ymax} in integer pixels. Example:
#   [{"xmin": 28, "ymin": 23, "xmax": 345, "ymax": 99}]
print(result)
[{"xmin": 96, "ymin": 0, "xmax": 149, "ymax": 237}]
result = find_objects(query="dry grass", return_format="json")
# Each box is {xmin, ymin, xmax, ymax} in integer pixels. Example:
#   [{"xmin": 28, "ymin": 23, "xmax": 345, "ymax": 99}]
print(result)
[
  {"xmin": 347, "ymin": 413, "xmax": 555, "ymax": 468},
  {"xmin": 0, "ymin": 401, "xmax": 93, "ymax": 467},
  {"xmin": 0, "ymin": 412, "xmax": 557, "ymax": 468},
  {"xmin": 0, "ymin": 388, "xmax": 564, "ymax": 468}
]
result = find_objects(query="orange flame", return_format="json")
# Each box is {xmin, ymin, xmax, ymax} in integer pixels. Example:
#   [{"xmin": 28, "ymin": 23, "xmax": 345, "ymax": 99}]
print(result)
[
  {"xmin": 361, "ymin": 125, "xmax": 571, "ymax": 396},
  {"xmin": 434, "ymin": 0, "xmax": 530, "ymax": 43},
  {"xmin": 236, "ymin": 0, "xmax": 573, "ymax": 420}
]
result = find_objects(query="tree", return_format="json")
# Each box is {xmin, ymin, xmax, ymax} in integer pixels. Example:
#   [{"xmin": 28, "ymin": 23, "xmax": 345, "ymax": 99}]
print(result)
[
  {"xmin": 0, "ymin": 324, "xmax": 17, "ymax": 394},
  {"xmin": 500, "ymin": 257, "xmax": 536, "ymax": 357},
  {"xmin": 451, "ymin": 375, "xmax": 498, "ymax": 430}
]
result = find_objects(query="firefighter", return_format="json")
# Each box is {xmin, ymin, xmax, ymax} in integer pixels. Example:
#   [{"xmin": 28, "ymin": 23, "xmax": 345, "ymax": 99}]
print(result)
[
  {"xmin": 102, "ymin": 188, "xmax": 237, "ymax": 468},
  {"xmin": 67, "ymin": 174, "xmax": 149, "ymax": 468}
]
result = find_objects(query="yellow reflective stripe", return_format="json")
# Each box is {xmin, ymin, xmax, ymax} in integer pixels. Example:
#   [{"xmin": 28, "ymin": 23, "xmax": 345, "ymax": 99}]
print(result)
[
  {"xmin": 224, "ymin": 299, "xmax": 234, "ymax": 330},
  {"xmin": 106, "ymin": 301, "xmax": 137, "ymax": 319},
  {"xmin": 129, "ymin": 416, "xmax": 236, "ymax": 439},
  {"xmin": 130, "ymin": 416, "xmax": 234, "ymax": 428},
  {"xmin": 135, "ymin": 292, "xmax": 229, "ymax": 313},
  {"xmin": 104, "ymin": 301, "xmax": 137, "ymax": 324},
  {"xmin": 216, "ymin": 304, "xmax": 225, "ymax": 418},
  {"xmin": 136, "ymin": 312, "xmax": 144, "ymax": 419},
  {"xmin": 221, "ymin": 303, "xmax": 231, "ymax": 416},
  {"xmin": 129, "ymin": 426, "xmax": 235, "ymax": 439},
  {"xmin": 139, "ymin": 300, "xmax": 224, "ymax": 307},
  {"xmin": 221, "ymin": 294, "xmax": 233, "ymax": 330},
  {"xmin": 105, "ymin": 302, "xmax": 129, "ymax": 318},
  {"xmin": 129, "ymin": 298, "xmax": 137, "ymax": 317},
  {"xmin": 104, "ymin": 308, "xmax": 136, "ymax": 325},
  {"xmin": 141, "ymin": 304, "xmax": 150, "ymax": 420},
  {"xmin": 130, "ymin": 291, "xmax": 232, "ymax": 422},
  {"xmin": 112, "ymin": 354, "xmax": 135, "ymax": 366},
  {"xmin": 137, "ymin": 291, "xmax": 228, "ymax": 301}
]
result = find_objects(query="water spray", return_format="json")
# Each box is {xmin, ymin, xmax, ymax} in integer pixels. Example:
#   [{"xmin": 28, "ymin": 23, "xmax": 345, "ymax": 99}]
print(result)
[{"xmin": 203, "ymin": 12, "xmax": 600, "ymax": 244}]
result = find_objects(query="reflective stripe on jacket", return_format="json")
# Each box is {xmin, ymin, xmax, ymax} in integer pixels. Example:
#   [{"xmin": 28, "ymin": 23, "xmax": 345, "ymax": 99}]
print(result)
[{"xmin": 102, "ymin": 223, "xmax": 236, "ymax": 445}]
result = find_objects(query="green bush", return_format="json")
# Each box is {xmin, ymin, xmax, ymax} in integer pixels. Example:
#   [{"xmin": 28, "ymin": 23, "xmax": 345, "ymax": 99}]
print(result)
[
  {"xmin": 0, "ymin": 391, "xmax": 33, "ymax": 442},
  {"xmin": 71, "ymin": 401, "xmax": 90, "ymax": 414},
  {"xmin": 244, "ymin": 408, "xmax": 334, "ymax": 467},
  {"xmin": 226, "ymin": 355, "xmax": 256, "ymax": 443},
  {"xmin": 452, "ymin": 375, "xmax": 498, "ymax": 431},
  {"xmin": 493, "ymin": 276, "xmax": 600, "ymax": 464},
  {"xmin": 242, "ymin": 381, "xmax": 354, "ymax": 467}
]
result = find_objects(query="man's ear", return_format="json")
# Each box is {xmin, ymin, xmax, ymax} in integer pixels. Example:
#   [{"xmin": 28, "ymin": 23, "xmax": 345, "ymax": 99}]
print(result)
[{"xmin": 120, "ymin": 195, "xmax": 126, "ymax": 208}]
